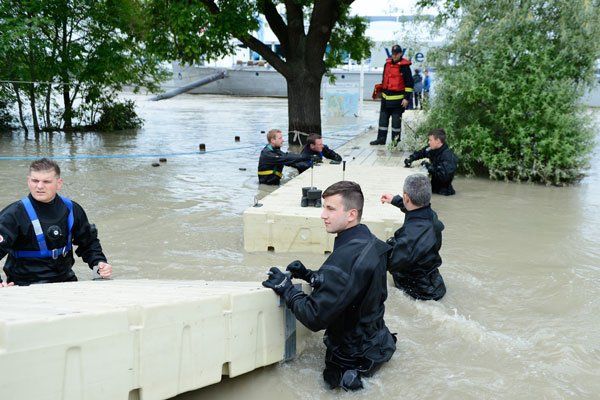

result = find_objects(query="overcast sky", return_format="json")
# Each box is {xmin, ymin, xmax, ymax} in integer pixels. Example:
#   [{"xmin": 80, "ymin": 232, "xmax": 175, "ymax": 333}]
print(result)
[{"xmin": 350, "ymin": 0, "xmax": 436, "ymax": 16}]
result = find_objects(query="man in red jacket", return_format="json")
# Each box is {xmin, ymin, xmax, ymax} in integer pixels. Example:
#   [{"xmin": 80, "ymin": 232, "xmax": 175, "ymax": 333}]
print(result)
[{"xmin": 371, "ymin": 44, "xmax": 414, "ymax": 145}]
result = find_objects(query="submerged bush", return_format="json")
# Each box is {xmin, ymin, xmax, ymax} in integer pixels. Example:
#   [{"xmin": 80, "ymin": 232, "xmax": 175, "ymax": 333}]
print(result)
[
  {"xmin": 420, "ymin": 0, "xmax": 600, "ymax": 185},
  {"xmin": 95, "ymin": 100, "xmax": 143, "ymax": 131},
  {"xmin": 0, "ymin": 99, "xmax": 14, "ymax": 131}
]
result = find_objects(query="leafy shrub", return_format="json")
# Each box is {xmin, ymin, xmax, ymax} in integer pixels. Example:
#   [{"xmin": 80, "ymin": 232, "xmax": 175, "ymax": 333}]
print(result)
[
  {"xmin": 95, "ymin": 99, "xmax": 143, "ymax": 131},
  {"xmin": 420, "ymin": 0, "xmax": 600, "ymax": 185}
]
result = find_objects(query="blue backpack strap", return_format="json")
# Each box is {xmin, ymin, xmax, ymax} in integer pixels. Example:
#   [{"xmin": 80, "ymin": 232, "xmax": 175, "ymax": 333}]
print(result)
[
  {"xmin": 12, "ymin": 196, "xmax": 75, "ymax": 259},
  {"xmin": 17, "ymin": 196, "xmax": 50, "ymax": 257},
  {"xmin": 59, "ymin": 195, "xmax": 74, "ymax": 254}
]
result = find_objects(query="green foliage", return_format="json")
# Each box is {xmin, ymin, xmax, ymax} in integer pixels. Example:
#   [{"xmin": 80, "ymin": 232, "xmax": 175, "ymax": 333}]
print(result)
[
  {"xmin": 144, "ymin": 0, "xmax": 259, "ymax": 64},
  {"xmin": 325, "ymin": 11, "xmax": 372, "ymax": 70},
  {"xmin": 95, "ymin": 99, "xmax": 143, "ymax": 131},
  {"xmin": 419, "ymin": 0, "xmax": 600, "ymax": 185},
  {"xmin": 0, "ymin": 0, "xmax": 168, "ymax": 131},
  {"xmin": 0, "ymin": 99, "xmax": 14, "ymax": 130}
]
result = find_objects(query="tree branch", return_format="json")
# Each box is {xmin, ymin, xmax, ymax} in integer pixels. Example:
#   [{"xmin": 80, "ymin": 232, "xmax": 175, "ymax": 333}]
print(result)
[
  {"xmin": 305, "ymin": 0, "xmax": 340, "ymax": 72},
  {"xmin": 238, "ymin": 34, "xmax": 291, "ymax": 78},
  {"xmin": 258, "ymin": 0, "xmax": 289, "ymax": 55},
  {"xmin": 198, "ymin": 0, "xmax": 291, "ymax": 77}
]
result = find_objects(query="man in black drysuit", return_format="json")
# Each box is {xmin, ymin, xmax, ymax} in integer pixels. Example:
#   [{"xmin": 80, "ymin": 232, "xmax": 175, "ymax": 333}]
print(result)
[
  {"xmin": 0, "ymin": 158, "xmax": 112, "ymax": 286},
  {"xmin": 381, "ymin": 173, "xmax": 446, "ymax": 300},
  {"xmin": 262, "ymin": 181, "xmax": 396, "ymax": 391},
  {"xmin": 404, "ymin": 128, "xmax": 458, "ymax": 196},
  {"xmin": 294, "ymin": 133, "xmax": 342, "ymax": 173},
  {"xmin": 258, "ymin": 128, "xmax": 311, "ymax": 185}
]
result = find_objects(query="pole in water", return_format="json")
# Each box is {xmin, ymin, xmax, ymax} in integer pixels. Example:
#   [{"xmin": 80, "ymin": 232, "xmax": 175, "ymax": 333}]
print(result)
[
  {"xmin": 235, "ymin": 136, "xmax": 240, "ymax": 142},
  {"xmin": 342, "ymin": 161, "xmax": 346, "ymax": 181},
  {"xmin": 199, "ymin": 143, "xmax": 206, "ymax": 152}
]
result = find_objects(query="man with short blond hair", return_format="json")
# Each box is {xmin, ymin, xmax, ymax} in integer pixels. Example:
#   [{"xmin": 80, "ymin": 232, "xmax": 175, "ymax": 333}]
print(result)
[
  {"xmin": 0, "ymin": 158, "xmax": 112, "ymax": 286},
  {"xmin": 257, "ymin": 128, "xmax": 310, "ymax": 185},
  {"xmin": 262, "ymin": 181, "xmax": 396, "ymax": 391}
]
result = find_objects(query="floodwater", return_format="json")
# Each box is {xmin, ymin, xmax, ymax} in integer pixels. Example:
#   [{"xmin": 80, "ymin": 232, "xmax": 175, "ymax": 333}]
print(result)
[{"xmin": 0, "ymin": 95, "xmax": 598, "ymax": 399}]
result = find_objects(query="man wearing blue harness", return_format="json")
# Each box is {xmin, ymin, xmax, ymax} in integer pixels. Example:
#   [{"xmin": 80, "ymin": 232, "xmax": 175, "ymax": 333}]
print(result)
[{"xmin": 0, "ymin": 158, "xmax": 112, "ymax": 286}]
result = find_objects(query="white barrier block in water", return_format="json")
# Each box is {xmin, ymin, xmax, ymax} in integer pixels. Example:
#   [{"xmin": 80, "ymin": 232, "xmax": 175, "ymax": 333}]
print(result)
[
  {"xmin": 0, "ymin": 280, "xmax": 311, "ymax": 400},
  {"xmin": 244, "ymin": 164, "xmax": 425, "ymax": 253}
]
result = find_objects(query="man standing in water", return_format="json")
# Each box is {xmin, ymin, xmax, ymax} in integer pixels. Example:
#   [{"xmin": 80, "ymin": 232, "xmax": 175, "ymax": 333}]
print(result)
[
  {"xmin": 0, "ymin": 158, "xmax": 112, "ymax": 286},
  {"xmin": 262, "ymin": 181, "xmax": 396, "ymax": 390},
  {"xmin": 257, "ymin": 128, "xmax": 311, "ymax": 185},
  {"xmin": 381, "ymin": 174, "xmax": 446, "ymax": 300},
  {"xmin": 404, "ymin": 128, "xmax": 458, "ymax": 195}
]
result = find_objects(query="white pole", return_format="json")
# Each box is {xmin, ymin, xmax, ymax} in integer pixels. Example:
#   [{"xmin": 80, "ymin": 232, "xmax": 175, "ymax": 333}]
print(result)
[{"xmin": 359, "ymin": 60, "xmax": 365, "ymax": 117}]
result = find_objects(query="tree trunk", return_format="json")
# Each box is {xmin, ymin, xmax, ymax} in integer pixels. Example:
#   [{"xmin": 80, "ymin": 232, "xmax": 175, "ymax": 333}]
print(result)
[
  {"xmin": 28, "ymin": 84, "xmax": 40, "ymax": 134},
  {"xmin": 12, "ymin": 84, "xmax": 29, "ymax": 135},
  {"xmin": 286, "ymin": 72, "xmax": 322, "ymax": 145},
  {"xmin": 44, "ymin": 84, "xmax": 52, "ymax": 129},
  {"xmin": 62, "ymin": 85, "xmax": 72, "ymax": 131}
]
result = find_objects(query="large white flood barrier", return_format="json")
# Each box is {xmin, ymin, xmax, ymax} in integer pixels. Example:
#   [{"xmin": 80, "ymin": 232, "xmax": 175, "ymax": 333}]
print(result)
[{"xmin": 0, "ymin": 280, "xmax": 310, "ymax": 400}]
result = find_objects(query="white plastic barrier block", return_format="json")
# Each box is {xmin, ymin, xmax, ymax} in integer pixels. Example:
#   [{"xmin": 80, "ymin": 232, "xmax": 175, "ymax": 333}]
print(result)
[
  {"xmin": 0, "ymin": 280, "xmax": 310, "ymax": 400},
  {"xmin": 244, "ymin": 164, "xmax": 424, "ymax": 253}
]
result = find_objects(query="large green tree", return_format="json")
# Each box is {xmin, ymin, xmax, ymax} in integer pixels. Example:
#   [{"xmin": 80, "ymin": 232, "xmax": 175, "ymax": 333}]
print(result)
[
  {"xmin": 0, "ymin": 0, "xmax": 167, "ymax": 133},
  {"xmin": 145, "ymin": 0, "xmax": 371, "ymax": 142},
  {"xmin": 417, "ymin": 0, "xmax": 600, "ymax": 184}
]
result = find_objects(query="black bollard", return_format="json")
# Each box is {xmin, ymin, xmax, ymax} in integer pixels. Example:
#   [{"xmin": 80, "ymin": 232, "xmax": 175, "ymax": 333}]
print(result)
[
  {"xmin": 199, "ymin": 143, "xmax": 206, "ymax": 152},
  {"xmin": 235, "ymin": 136, "xmax": 240, "ymax": 142},
  {"xmin": 260, "ymin": 130, "xmax": 265, "ymax": 133}
]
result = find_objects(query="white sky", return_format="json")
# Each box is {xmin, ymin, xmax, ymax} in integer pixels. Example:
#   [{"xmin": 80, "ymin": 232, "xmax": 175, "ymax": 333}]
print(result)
[{"xmin": 350, "ymin": 0, "xmax": 437, "ymax": 16}]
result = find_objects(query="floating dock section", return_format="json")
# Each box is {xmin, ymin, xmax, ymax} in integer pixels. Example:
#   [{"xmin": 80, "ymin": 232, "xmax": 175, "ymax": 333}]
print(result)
[
  {"xmin": 244, "ymin": 110, "xmax": 426, "ymax": 253},
  {"xmin": 0, "ymin": 280, "xmax": 310, "ymax": 400}
]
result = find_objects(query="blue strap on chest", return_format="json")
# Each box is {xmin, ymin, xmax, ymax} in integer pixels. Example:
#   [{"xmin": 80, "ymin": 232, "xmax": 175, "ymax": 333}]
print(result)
[{"xmin": 12, "ymin": 195, "xmax": 74, "ymax": 259}]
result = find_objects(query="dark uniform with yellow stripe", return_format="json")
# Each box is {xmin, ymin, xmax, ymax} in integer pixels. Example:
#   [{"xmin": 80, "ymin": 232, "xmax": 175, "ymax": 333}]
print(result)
[
  {"xmin": 373, "ymin": 50, "xmax": 414, "ymax": 145},
  {"xmin": 258, "ymin": 144, "xmax": 311, "ymax": 185}
]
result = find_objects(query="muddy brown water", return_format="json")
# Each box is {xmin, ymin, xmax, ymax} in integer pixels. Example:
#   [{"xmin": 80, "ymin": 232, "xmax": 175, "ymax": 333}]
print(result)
[{"xmin": 1, "ymin": 95, "xmax": 598, "ymax": 399}]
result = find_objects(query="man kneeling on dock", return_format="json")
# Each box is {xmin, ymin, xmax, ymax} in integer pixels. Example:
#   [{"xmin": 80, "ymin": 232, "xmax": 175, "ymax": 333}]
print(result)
[
  {"xmin": 381, "ymin": 174, "xmax": 446, "ymax": 300},
  {"xmin": 262, "ymin": 181, "xmax": 396, "ymax": 391},
  {"xmin": 257, "ymin": 129, "xmax": 311, "ymax": 185},
  {"xmin": 0, "ymin": 158, "xmax": 112, "ymax": 286}
]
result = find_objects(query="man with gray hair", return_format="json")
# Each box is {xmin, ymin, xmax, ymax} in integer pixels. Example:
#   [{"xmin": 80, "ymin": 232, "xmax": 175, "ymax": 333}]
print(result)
[{"xmin": 380, "ymin": 173, "xmax": 446, "ymax": 300}]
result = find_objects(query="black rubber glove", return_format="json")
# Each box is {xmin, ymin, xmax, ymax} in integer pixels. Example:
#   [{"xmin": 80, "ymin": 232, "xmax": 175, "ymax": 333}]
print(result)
[
  {"xmin": 311, "ymin": 154, "xmax": 322, "ymax": 164},
  {"xmin": 404, "ymin": 157, "xmax": 413, "ymax": 168},
  {"xmin": 262, "ymin": 267, "xmax": 293, "ymax": 296},
  {"xmin": 386, "ymin": 236, "xmax": 397, "ymax": 247},
  {"xmin": 286, "ymin": 260, "xmax": 313, "ymax": 282}
]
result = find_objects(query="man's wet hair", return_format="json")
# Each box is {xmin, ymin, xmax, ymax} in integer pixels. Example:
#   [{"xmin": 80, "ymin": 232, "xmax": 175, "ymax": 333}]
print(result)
[
  {"xmin": 29, "ymin": 158, "xmax": 61, "ymax": 177},
  {"xmin": 307, "ymin": 133, "xmax": 322, "ymax": 146},
  {"xmin": 322, "ymin": 181, "xmax": 364, "ymax": 221},
  {"xmin": 403, "ymin": 174, "xmax": 431, "ymax": 207},
  {"xmin": 267, "ymin": 129, "xmax": 281, "ymax": 143},
  {"xmin": 428, "ymin": 128, "xmax": 446, "ymax": 144}
]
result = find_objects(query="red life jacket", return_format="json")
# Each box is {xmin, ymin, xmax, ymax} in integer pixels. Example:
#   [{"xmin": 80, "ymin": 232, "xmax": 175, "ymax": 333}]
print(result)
[{"xmin": 382, "ymin": 57, "xmax": 412, "ymax": 92}]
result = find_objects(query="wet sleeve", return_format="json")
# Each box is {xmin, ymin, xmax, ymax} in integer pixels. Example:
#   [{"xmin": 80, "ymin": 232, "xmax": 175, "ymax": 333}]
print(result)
[
  {"xmin": 281, "ymin": 151, "xmax": 311, "ymax": 166},
  {"xmin": 391, "ymin": 195, "xmax": 404, "ymax": 209},
  {"xmin": 71, "ymin": 202, "xmax": 107, "ymax": 268},
  {"xmin": 387, "ymin": 233, "xmax": 415, "ymax": 275},
  {"xmin": 322, "ymin": 146, "xmax": 342, "ymax": 162},
  {"xmin": 433, "ymin": 151, "xmax": 458, "ymax": 183},
  {"xmin": 286, "ymin": 264, "xmax": 358, "ymax": 332},
  {"xmin": 0, "ymin": 204, "xmax": 21, "ymax": 262},
  {"xmin": 410, "ymin": 146, "xmax": 429, "ymax": 161}
]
